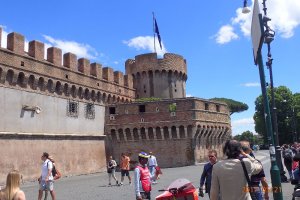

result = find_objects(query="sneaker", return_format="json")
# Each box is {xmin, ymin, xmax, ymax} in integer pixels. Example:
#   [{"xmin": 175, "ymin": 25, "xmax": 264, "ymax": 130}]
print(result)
[
  {"xmin": 116, "ymin": 181, "xmax": 119, "ymax": 185},
  {"xmin": 108, "ymin": 183, "xmax": 111, "ymax": 186},
  {"xmin": 129, "ymin": 182, "xmax": 132, "ymax": 185},
  {"xmin": 119, "ymin": 182, "xmax": 123, "ymax": 186}
]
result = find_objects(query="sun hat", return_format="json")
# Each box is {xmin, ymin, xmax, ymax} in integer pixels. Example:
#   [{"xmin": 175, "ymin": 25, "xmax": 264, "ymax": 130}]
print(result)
[{"xmin": 138, "ymin": 152, "xmax": 150, "ymax": 158}]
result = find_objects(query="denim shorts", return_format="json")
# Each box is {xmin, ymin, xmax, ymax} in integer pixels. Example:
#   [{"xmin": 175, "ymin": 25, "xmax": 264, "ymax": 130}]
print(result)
[{"xmin": 39, "ymin": 180, "xmax": 54, "ymax": 191}]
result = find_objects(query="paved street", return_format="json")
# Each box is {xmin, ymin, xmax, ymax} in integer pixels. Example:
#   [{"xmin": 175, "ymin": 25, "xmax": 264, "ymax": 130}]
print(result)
[{"xmin": 21, "ymin": 150, "xmax": 295, "ymax": 199}]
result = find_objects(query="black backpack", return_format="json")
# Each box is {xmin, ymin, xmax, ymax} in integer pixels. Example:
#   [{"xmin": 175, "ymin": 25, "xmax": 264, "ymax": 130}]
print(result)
[{"xmin": 47, "ymin": 161, "xmax": 57, "ymax": 177}]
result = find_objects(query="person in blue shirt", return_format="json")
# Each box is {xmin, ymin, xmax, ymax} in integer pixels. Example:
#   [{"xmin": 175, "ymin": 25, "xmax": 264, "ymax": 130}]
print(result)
[{"xmin": 199, "ymin": 149, "xmax": 218, "ymax": 198}]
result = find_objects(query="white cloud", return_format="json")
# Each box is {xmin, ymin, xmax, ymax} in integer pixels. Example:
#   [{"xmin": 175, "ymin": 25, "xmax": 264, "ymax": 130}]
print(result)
[
  {"xmin": 214, "ymin": 25, "xmax": 239, "ymax": 44},
  {"xmin": 231, "ymin": 117, "xmax": 256, "ymax": 135},
  {"xmin": 216, "ymin": 0, "xmax": 300, "ymax": 44},
  {"xmin": 123, "ymin": 36, "xmax": 167, "ymax": 57},
  {"xmin": 241, "ymin": 82, "xmax": 260, "ymax": 87},
  {"xmin": 43, "ymin": 35, "xmax": 98, "ymax": 60},
  {"xmin": 186, "ymin": 94, "xmax": 193, "ymax": 97}
]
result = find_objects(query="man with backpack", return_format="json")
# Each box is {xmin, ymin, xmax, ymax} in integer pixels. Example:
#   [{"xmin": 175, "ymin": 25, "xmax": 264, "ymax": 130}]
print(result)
[
  {"xmin": 282, "ymin": 144, "xmax": 294, "ymax": 180},
  {"xmin": 38, "ymin": 152, "xmax": 56, "ymax": 200}
]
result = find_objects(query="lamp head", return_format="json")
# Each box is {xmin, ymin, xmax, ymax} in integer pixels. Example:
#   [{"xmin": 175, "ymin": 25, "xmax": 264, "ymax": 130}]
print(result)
[{"xmin": 242, "ymin": 0, "xmax": 251, "ymax": 14}]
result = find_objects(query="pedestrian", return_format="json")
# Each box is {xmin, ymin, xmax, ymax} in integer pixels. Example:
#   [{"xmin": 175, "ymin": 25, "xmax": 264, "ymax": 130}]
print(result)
[
  {"xmin": 134, "ymin": 152, "xmax": 157, "ymax": 200},
  {"xmin": 0, "ymin": 170, "xmax": 26, "ymax": 200},
  {"xmin": 43, "ymin": 156, "xmax": 61, "ymax": 200},
  {"xmin": 120, "ymin": 153, "xmax": 132, "ymax": 186},
  {"xmin": 210, "ymin": 140, "xmax": 262, "ymax": 200},
  {"xmin": 241, "ymin": 142, "xmax": 269, "ymax": 200},
  {"xmin": 282, "ymin": 144, "xmax": 294, "ymax": 180},
  {"xmin": 199, "ymin": 149, "xmax": 218, "ymax": 199},
  {"xmin": 148, "ymin": 152, "xmax": 158, "ymax": 184},
  {"xmin": 38, "ymin": 152, "xmax": 56, "ymax": 200},
  {"xmin": 107, "ymin": 156, "xmax": 119, "ymax": 186}
]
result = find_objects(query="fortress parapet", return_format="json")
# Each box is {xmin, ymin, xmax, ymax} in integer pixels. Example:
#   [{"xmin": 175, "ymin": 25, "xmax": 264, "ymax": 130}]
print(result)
[
  {"xmin": 125, "ymin": 53, "xmax": 188, "ymax": 99},
  {"xmin": 0, "ymin": 30, "xmax": 135, "ymax": 103}
]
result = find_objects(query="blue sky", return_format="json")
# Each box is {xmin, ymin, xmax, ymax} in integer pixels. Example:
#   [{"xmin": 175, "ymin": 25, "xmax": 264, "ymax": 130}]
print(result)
[{"xmin": 1, "ymin": 0, "xmax": 299, "ymax": 135}]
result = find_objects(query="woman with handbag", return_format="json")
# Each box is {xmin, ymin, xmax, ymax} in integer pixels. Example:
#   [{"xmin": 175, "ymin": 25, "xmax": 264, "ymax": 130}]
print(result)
[
  {"xmin": 210, "ymin": 140, "xmax": 263, "ymax": 200},
  {"xmin": 107, "ymin": 156, "xmax": 119, "ymax": 186}
]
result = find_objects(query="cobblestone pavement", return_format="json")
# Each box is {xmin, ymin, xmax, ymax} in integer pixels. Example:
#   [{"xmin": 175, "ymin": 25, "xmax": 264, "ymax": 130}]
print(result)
[{"xmin": 20, "ymin": 150, "xmax": 295, "ymax": 200}]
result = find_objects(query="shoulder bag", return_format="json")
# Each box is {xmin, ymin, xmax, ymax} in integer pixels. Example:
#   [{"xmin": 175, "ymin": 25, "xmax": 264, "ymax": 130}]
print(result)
[{"xmin": 240, "ymin": 159, "xmax": 258, "ymax": 200}]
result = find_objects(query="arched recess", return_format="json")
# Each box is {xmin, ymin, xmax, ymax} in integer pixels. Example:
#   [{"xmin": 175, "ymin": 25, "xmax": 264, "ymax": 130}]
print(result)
[
  {"xmin": 133, "ymin": 128, "xmax": 139, "ymax": 140},
  {"xmin": 28, "ymin": 75, "xmax": 35, "ymax": 89},
  {"xmin": 37, "ymin": 77, "xmax": 45, "ymax": 91},
  {"xmin": 179, "ymin": 125, "xmax": 185, "ymax": 138},
  {"xmin": 6, "ymin": 69, "xmax": 14, "ymax": 85},
  {"xmin": 63, "ymin": 83, "xmax": 69, "ymax": 96},
  {"xmin": 156, "ymin": 127, "xmax": 162, "ymax": 139},
  {"xmin": 125, "ymin": 128, "xmax": 132, "ymax": 140},
  {"xmin": 111, "ymin": 129, "xmax": 117, "ymax": 141},
  {"xmin": 84, "ymin": 88, "xmax": 90, "ymax": 100},
  {"xmin": 47, "ymin": 79, "xmax": 54, "ymax": 93},
  {"xmin": 118, "ymin": 129, "xmax": 124, "ymax": 141},
  {"xmin": 91, "ymin": 90, "xmax": 96, "ymax": 101},
  {"xmin": 148, "ymin": 127, "xmax": 154, "ymax": 140},
  {"xmin": 107, "ymin": 94, "xmax": 112, "ymax": 104},
  {"xmin": 141, "ymin": 127, "xmax": 146, "ymax": 140},
  {"xmin": 55, "ymin": 81, "xmax": 62, "ymax": 95},
  {"xmin": 96, "ymin": 91, "xmax": 101, "ymax": 103},
  {"xmin": 71, "ymin": 85, "xmax": 77, "ymax": 98},
  {"xmin": 187, "ymin": 125, "xmax": 193, "ymax": 138},
  {"xmin": 78, "ymin": 87, "xmax": 83, "ymax": 99},
  {"xmin": 0, "ymin": 67, "xmax": 2, "ymax": 82},
  {"xmin": 102, "ymin": 93, "xmax": 107, "ymax": 103},
  {"xmin": 163, "ymin": 126, "xmax": 169, "ymax": 139},
  {"xmin": 171, "ymin": 126, "xmax": 177, "ymax": 139},
  {"xmin": 17, "ymin": 72, "xmax": 26, "ymax": 88}
]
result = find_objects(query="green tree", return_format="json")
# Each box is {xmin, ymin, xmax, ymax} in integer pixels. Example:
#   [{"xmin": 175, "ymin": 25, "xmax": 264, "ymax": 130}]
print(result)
[
  {"xmin": 233, "ymin": 131, "xmax": 262, "ymax": 145},
  {"xmin": 210, "ymin": 98, "xmax": 248, "ymax": 115},
  {"xmin": 254, "ymin": 86, "xmax": 300, "ymax": 145}
]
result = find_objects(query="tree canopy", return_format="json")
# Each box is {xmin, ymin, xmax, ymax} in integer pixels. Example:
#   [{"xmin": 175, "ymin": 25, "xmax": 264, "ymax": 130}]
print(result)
[
  {"xmin": 210, "ymin": 98, "xmax": 248, "ymax": 115},
  {"xmin": 254, "ymin": 86, "xmax": 300, "ymax": 145},
  {"xmin": 233, "ymin": 130, "xmax": 263, "ymax": 145}
]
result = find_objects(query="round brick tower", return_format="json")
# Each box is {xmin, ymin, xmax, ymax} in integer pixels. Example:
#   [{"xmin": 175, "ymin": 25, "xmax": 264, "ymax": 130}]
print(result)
[{"xmin": 125, "ymin": 53, "xmax": 187, "ymax": 99}]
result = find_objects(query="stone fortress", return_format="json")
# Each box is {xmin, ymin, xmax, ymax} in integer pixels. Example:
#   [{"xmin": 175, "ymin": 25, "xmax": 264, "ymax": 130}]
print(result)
[{"xmin": 0, "ymin": 28, "xmax": 231, "ymax": 183}]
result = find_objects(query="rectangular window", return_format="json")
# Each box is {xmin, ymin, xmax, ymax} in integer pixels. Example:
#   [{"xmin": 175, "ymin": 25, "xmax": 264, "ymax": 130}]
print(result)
[
  {"xmin": 205, "ymin": 103, "xmax": 209, "ymax": 111},
  {"xmin": 139, "ymin": 105, "xmax": 146, "ymax": 113},
  {"xmin": 85, "ymin": 103, "xmax": 95, "ymax": 119},
  {"xmin": 216, "ymin": 105, "xmax": 220, "ymax": 112},
  {"xmin": 109, "ymin": 107, "xmax": 116, "ymax": 114},
  {"xmin": 67, "ymin": 100, "xmax": 79, "ymax": 118}
]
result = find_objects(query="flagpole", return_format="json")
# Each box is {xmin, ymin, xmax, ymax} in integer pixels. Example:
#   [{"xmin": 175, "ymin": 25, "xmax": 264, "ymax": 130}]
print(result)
[{"xmin": 152, "ymin": 12, "xmax": 156, "ymax": 53}]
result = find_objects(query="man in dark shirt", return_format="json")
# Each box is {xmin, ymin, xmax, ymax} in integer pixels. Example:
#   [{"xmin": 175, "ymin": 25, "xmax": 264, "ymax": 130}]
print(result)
[{"xmin": 199, "ymin": 149, "xmax": 218, "ymax": 198}]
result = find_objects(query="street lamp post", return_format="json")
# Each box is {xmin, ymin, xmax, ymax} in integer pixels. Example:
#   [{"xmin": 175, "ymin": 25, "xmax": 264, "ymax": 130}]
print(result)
[{"xmin": 243, "ymin": 0, "xmax": 283, "ymax": 199}]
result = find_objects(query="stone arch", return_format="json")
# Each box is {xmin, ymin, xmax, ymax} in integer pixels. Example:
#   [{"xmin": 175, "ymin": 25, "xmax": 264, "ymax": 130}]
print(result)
[
  {"xmin": 28, "ymin": 75, "xmax": 36, "ymax": 89},
  {"xmin": 187, "ymin": 125, "xmax": 193, "ymax": 138},
  {"xmin": 125, "ymin": 128, "xmax": 132, "ymax": 140},
  {"xmin": 96, "ymin": 91, "xmax": 101, "ymax": 102},
  {"xmin": 163, "ymin": 126, "xmax": 169, "ymax": 139},
  {"xmin": 179, "ymin": 125, "xmax": 185, "ymax": 138},
  {"xmin": 125, "ymin": 99, "xmax": 129, "ymax": 103},
  {"xmin": 133, "ymin": 128, "xmax": 139, "ymax": 140},
  {"xmin": 37, "ymin": 77, "xmax": 45, "ymax": 91},
  {"xmin": 63, "ymin": 83, "xmax": 69, "ymax": 96},
  {"xmin": 70, "ymin": 85, "xmax": 77, "ymax": 98},
  {"xmin": 17, "ymin": 72, "xmax": 26, "ymax": 88},
  {"xmin": 84, "ymin": 88, "xmax": 90, "ymax": 100},
  {"xmin": 111, "ymin": 129, "xmax": 117, "ymax": 141},
  {"xmin": 148, "ymin": 127, "xmax": 154, "ymax": 140},
  {"xmin": 47, "ymin": 79, "xmax": 54, "ymax": 93},
  {"xmin": 107, "ymin": 94, "xmax": 112, "ymax": 104},
  {"xmin": 171, "ymin": 126, "xmax": 177, "ymax": 139},
  {"xmin": 78, "ymin": 87, "xmax": 83, "ymax": 99},
  {"xmin": 116, "ymin": 96, "xmax": 120, "ymax": 103},
  {"xmin": 102, "ymin": 93, "xmax": 107, "ymax": 103},
  {"xmin": 112, "ymin": 95, "xmax": 116, "ymax": 103},
  {"xmin": 141, "ymin": 127, "xmax": 146, "ymax": 140},
  {"xmin": 5, "ymin": 69, "xmax": 14, "ymax": 85},
  {"xmin": 55, "ymin": 81, "xmax": 62, "ymax": 95},
  {"xmin": 91, "ymin": 90, "xmax": 96, "ymax": 101},
  {"xmin": 118, "ymin": 129, "xmax": 124, "ymax": 141},
  {"xmin": 156, "ymin": 127, "xmax": 162, "ymax": 139}
]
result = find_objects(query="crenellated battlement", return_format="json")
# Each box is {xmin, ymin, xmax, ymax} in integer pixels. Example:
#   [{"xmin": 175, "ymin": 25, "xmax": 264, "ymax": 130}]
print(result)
[
  {"xmin": 0, "ymin": 29, "xmax": 135, "ymax": 102},
  {"xmin": 125, "ymin": 53, "xmax": 187, "ymax": 76}
]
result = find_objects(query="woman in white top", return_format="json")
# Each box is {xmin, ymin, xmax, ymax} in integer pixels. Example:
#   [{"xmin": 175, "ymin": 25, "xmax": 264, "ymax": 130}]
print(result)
[
  {"xmin": 107, "ymin": 156, "xmax": 119, "ymax": 186},
  {"xmin": 0, "ymin": 170, "xmax": 26, "ymax": 200}
]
